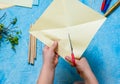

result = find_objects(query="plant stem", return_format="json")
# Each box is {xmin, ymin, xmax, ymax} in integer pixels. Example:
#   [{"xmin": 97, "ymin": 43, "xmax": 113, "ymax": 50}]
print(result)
[{"xmin": 0, "ymin": 13, "xmax": 7, "ymax": 22}]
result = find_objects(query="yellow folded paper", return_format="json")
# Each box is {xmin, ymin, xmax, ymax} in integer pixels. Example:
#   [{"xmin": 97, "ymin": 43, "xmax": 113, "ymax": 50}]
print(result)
[
  {"xmin": 0, "ymin": 3, "xmax": 13, "ymax": 9},
  {"xmin": 30, "ymin": 0, "xmax": 106, "ymax": 59},
  {"xmin": 0, "ymin": 0, "xmax": 33, "ymax": 8}
]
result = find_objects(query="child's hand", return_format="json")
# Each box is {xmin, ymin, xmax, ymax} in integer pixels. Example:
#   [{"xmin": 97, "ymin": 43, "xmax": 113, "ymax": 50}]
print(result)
[
  {"xmin": 37, "ymin": 41, "xmax": 59, "ymax": 84},
  {"xmin": 65, "ymin": 56, "xmax": 91, "ymax": 78},
  {"xmin": 43, "ymin": 41, "xmax": 59, "ymax": 70},
  {"xmin": 65, "ymin": 56, "xmax": 98, "ymax": 84}
]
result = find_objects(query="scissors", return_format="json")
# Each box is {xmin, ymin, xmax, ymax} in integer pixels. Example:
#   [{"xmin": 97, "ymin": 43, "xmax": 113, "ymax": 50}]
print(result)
[{"xmin": 68, "ymin": 34, "xmax": 76, "ymax": 66}]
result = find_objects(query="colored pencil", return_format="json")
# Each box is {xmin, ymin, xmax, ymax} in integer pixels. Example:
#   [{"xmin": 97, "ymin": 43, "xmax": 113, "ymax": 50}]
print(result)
[
  {"xmin": 104, "ymin": 0, "xmax": 120, "ymax": 17},
  {"xmin": 103, "ymin": 0, "xmax": 112, "ymax": 12}
]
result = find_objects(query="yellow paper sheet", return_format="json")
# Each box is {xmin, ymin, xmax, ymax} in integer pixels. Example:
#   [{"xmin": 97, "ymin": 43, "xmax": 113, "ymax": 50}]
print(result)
[
  {"xmin": 30, "ymin": 0, "xmax": 106, "ymax": 59},
  {"xmin": 0, "ymin": 3, "xmax": 13, "ymax": 9},
  {"xmin": 0, "ymin": 0, "xmax": 33, "ymax": 7}
]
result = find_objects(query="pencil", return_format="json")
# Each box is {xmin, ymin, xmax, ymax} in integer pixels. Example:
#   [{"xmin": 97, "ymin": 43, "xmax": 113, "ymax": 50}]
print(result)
[
  {"xmin": 30, "ymin": 35, "xmax": 34, "ymax": 64},
  {"xmin": 103, "ymin": 0, "xmax": 112, "ymax": 12},
  {"xmin": 104, "ymin": 0, "xmax": 120, "ymax": 17},
  {"xmin": 34, "ymin": 36, "xmax": 36, "ymax": 59},
  {"xmin": 101, "ymin": 0, "xmax": 106, "ymax": 11},
  {"xmin": 28, "ymin": 26, "xmax": 37, "ymax": 64},
  {"xmin": 28, "ymin": 34, "xmax": 31, "ymax": 63}
]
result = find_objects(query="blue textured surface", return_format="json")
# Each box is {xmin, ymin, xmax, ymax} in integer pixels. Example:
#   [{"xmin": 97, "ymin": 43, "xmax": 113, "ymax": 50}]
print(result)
[
  {"xmin": 33, "ymin": 0, "xmax": 39, "ymax": 5},
  {"xmin": 0, "ymin": 0, "xmax": 120, "ymax": 84}
]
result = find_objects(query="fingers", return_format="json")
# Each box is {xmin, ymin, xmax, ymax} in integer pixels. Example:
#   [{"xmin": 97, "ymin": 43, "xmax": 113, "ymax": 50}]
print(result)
[
  {"xmin": 65, "ymin": 56, "xmax": 72, "ymax": 63},
  {"xmin": 50, "ymin": 41, "xmax": 58, "ymax": 51},
  {"xmin": 74, "ymin": 57, "xmax": 86, "ymax": 66},
  {"xmin": 65, "ymin": 56, "xmax": 75, "ymax": 66},
  {"xmin": 44, "ymin": 45, "xmax": 49, "ymax": 49},
  {"xmin": 43, "ymin": 41, "xmax": 58, "ymax": 52},
  {"xmin": 65, "ymin": 56, "xmax": 83, "ymax": 66},
  {"xmin": 81, "ymin": 57, "xmax": 86, "ymax": 62},
  {"xmin": 43, "ymin": 45, "xmax": 49, "ymax": 52},
  {"xmin": 55, "ymin": 54, "xmax": 59, "ymax": 58},
  {"xmin": 76, "ymin": 57, "xmax": 86, "ymax": 64}
]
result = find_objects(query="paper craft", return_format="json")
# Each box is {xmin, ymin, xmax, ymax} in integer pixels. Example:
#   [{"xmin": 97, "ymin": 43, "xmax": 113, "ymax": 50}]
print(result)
[
  {"xmin": 0, "ymin": 3, "xmax": 13, "ymax": 9},
  {"xmin": 30, "ymin": 0, "xmax": 106, "ymax": 59},
  {"xmin": 0, "ymin": 0, "xmax": 39, "ymax": 9},
  {"xmin": 0, "ymin": 0, "xmax": 33, "ymax": 8}
]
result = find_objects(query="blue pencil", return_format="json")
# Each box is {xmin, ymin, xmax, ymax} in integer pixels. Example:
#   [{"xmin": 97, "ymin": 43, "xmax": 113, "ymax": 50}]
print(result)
[
  {"xmin": 104, "ymin": 0, "xmax": 120, "ymax": 17},
  {"xmin": 103, "ymin": 0, "xmax": 112, "ymax": 13}
]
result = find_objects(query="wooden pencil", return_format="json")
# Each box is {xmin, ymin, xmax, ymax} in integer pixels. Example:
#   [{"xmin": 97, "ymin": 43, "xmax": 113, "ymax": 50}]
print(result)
[
  {"xmin": 34, "ymin": 36, "xmax": 37, "ymax": 59},
  {"xmin": 28, "ymin": 34, "xmax": 31, "ymax": 63},
  {"xmin": 33, "ymin": 35, "xmax": 36, "ymax": 59},
  {"xmin": 31, "ymin": 35, "xmax": 35, "ymax": 64},
  {"xmin": 104, "ymin": 0, "xmax": 120, "ymax": 17}
]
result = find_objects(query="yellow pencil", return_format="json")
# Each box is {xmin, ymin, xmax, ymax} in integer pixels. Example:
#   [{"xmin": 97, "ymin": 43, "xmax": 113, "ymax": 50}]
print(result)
[{"xmin": 104, "ymin": 0, "xmax": 120, "ymax": 17}]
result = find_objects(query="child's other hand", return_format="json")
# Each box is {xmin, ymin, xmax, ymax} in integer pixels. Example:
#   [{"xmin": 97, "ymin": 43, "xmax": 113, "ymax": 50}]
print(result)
[
  {"xmin": 65, "ymin": 56, "xmax": 92, "ymax": 79},
  {"xmin": 65, "ymin": 56, "xmax": 98, "ymax": 84},
  {"xmin": 43, "ymin": 41, "xmax": 59, "ymax": 70}
]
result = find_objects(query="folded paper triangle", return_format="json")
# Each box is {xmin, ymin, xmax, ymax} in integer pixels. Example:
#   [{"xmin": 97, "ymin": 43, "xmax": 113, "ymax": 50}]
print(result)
[{"xmin": 30, "ymin": 0, "xmax": 106, "ymax": 59}]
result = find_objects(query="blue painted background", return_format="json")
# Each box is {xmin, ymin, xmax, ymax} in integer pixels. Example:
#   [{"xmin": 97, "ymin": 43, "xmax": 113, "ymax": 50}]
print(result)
[{"xmin": 0, "ymin": 0, "xmax": 120, "ymax": 84}]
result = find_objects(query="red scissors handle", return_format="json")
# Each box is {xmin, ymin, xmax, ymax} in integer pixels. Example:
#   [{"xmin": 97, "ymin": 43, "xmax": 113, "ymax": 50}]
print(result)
[{"xmin": 71, "ymin": 53, "xmax": 76, "ymax": 66}]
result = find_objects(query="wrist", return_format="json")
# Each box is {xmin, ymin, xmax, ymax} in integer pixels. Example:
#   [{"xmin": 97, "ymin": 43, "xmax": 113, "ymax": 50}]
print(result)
[
  {"xmin": 38, "ymin": 63, "xmax": 55, "ymax": 84},
  {"xmin": 83, "ymin": 69, "xmax": 94, "ymax": 79},
  {"xmin": 78, "ymin": 68, "xmax": 93, "ymax": 79},
  {"xmin": 43, "ymin": 63, "xmax": 55, "ymax": 71},
  {"xmin": 82, "ymin": 70, "xmax": 98, "ymax": 84}
]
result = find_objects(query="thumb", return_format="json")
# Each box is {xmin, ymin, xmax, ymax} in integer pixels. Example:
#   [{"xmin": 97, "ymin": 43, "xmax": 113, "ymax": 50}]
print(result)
[
  {"xmin": 65, "ymin": 56, "xmax": 80, "ymax": 66},
  {"xmin": 65, "ymin": 56, "xmax": 72, "ymax": 63},
  {"xmin": 51, "ymin": 41, "xmax": 58, "ymax": 51}
]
